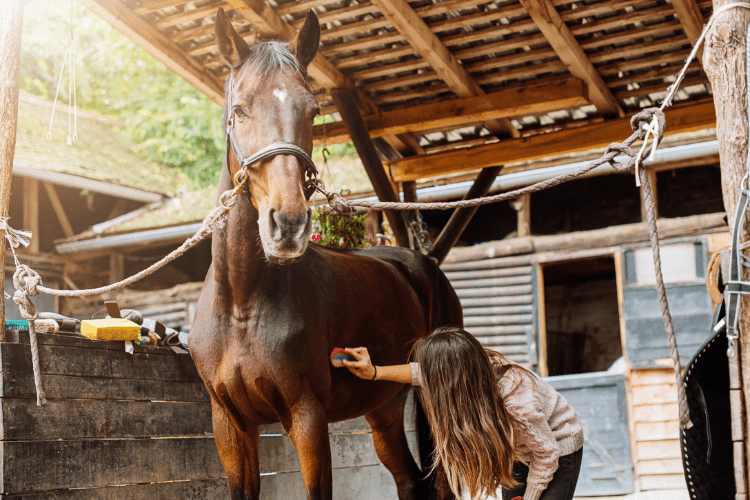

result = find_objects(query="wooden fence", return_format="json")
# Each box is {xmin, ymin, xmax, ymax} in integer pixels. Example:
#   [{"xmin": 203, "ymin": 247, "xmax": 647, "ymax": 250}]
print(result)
[{"xmin": 0, "ymin": 328, "xmax": 418, "ymax": 498}]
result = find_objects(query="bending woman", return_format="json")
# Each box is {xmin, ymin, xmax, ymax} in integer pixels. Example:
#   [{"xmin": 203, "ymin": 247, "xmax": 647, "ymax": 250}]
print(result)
[{"xmin": 342, "ymin": 326, "xmax": 584, "ymax": 500}]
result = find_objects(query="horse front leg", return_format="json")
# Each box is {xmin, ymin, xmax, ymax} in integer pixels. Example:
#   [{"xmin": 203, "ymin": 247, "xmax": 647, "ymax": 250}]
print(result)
[
  {"xmin": 365, "ymin": 386, "xmax": 425, "ymax": 500},
  {"xmin": 211, "ymin": 399, "xmax": 261, "ymax": 500},
  {"xmin": 285, "ymin": 398, "xmax": 332, "ymax": 500}
]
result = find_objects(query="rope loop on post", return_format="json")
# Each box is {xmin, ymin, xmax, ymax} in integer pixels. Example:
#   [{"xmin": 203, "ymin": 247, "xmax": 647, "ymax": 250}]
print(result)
[{"xmin": 11, "ymin": 265, "xmax": 46, "ymax": 406}]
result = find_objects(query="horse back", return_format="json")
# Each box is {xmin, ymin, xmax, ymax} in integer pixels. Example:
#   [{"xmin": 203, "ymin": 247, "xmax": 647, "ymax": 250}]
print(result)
[{"xmin": 358, "ymin": 246, "xmax": 463, "ymax": 331}]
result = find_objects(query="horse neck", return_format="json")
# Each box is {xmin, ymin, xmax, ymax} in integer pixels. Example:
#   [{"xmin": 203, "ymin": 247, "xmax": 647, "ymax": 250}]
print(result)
[{"xmin": 212, "ymin": 157, "xmax": 266, "ymax": 297}]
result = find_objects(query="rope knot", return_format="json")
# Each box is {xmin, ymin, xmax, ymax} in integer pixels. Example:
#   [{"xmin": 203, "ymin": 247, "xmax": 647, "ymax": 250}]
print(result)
[
  {"xmin": 327, "ymin": 192, "xmax": 356, "ymax": 218},
  {"xmin": 13, "ymin": 265, "xmax": 42, "ymax": 322},
  {"xmin": 604, "ymin": 143, "xmax": 637, "ymax": 172},
  {"xmin": 630, "ymin": 108, "xmax": 665, "ymax": 141}
]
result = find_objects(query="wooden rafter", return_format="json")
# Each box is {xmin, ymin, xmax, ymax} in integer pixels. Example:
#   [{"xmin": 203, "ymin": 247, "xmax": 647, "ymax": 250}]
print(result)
[
  {"xmin": 369, "ymin": 0, "xmax": 520, "ymax": 138},
  {"xmin": 670, "ymin": 0, "xmax": 706, "ymax": 51},
  {"xmin": 81, "ymin": 0, "xmax": 225, "ymax": 106},
  {"xmin": 313, "ymin": 80, "xmax": 589, "ymax": 147},
  {"xmin": 42, "ymin": 182, "xmax": 74, "ymax": 239},
  {"xmin": 517, "ymin": 0, "xmax": 624, "ymax": 118},
  {"xmin": 387, "ymin": 100, "xmax": 716, "ymax": 182}
]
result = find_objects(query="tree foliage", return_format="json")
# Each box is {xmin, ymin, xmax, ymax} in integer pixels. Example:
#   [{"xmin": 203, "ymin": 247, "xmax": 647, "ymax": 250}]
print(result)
[{"xmin": 20, "ymin": 1, "xmax": 355, "ymax": 188}]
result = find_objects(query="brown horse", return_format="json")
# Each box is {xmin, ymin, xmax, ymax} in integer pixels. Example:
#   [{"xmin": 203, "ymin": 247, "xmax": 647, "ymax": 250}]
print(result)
[{"xmin": 189, "ymin": 9, "xmax": 462, "ymax": 500}]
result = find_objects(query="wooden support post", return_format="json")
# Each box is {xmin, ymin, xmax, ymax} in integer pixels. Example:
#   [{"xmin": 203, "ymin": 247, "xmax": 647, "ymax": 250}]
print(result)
[
  {"xmin": 402, "ymin": 181, "xmax": 418, "ymax": 249},
  {"xmin": 107, "ymin": 253, "xmax": 125, "ymax": 301},
  {"xmin": 429, "ymin": 166, "xmax": 503, "ymax": 264},
  {"xmin": 511, "ymin": 193, "xmax": 531, "ymax": 237},
  {"xmin": 331, "ymin": 89, "xmax": 410, "ymax": 248},
  {"xmin": 0, "ymin": 0, "xmax": 27, "ymax": 341},
  {"xmin": 703, "ymin": 3, "xmax": 750, "ymax": 494},
  {"xmin": 42, "ymin": 182, "xmax": 74, "ymax": 239},
  {"xmin": 22, "ymin": 178, "xmax": 39, "ymax": 253}
]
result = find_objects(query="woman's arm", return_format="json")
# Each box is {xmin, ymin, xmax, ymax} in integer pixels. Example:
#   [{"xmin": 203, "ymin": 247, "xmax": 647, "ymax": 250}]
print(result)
[{"xmin": 342, "ymin": 347, "xmax": 413, "ymax": 384}]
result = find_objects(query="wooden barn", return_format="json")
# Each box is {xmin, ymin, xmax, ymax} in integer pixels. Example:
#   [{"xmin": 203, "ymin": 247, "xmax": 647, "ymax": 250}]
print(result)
[{"xmin": 1, "ymin": 0, "xmax": 748, "ymax": 498}]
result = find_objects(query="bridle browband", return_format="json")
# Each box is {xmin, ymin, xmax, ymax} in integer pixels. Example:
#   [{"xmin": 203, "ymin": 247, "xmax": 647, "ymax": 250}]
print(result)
[{"xmin": 224, "ymin": 75, "xmax": 320, "ymax": 210}]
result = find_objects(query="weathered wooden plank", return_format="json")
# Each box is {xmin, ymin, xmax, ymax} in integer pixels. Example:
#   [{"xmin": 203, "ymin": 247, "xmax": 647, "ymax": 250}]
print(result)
[
  {"xmin": 441, "ymin": 255, "xmax": 532, "ymax": 272},
  {"xmin": 638, "ymin": 473, "xmax": 687, "ymax": 490},
  {"xmin": 461, "ymin": 304, "xmax": 534, "ymax": 317},
  {"xmin": 468, "ymin": 325, "xmax": 533, "ymax": 336},
  {"xmin": 631, "ymin": 384, "xmax": 679, "ymax": 406},
  {"xmin": 449, "ymin": 275, "xmax": 532, "ymax": 289},
  {"xmin": 464, "ymin": 315, "xmax": 535, "ymax": 327},
  {"xmin": 0, "ymin": 372, "xmax": 209, "ymax": 402},
  {"xmin": 0, "ymin": 438, "xmax": 226, "ymax": 493},
  {"xmin": 6, "ymin": 330, "xmax": 180, "ymax": 357},
  {"xmin": 630, "ymin": 368, "xmax": 674, "ymax": 386},
  {"xmin": 443, "ymin": 266, "xmax": 533, "ymax": 281},
  {"xmin": 4, "ymin": 478, "xmax": 229, "ymax": 499},
  {"xmin": 632, "ymin": 403, "xmax": 679, "ymax": 423},
  {"xmin": 458, "ymin": 294, "xmax": 534, "ymax": 308},
  {"xmin": 0, "ymin": 343, "xmax": 203, "ymax": 383},
  {"xmin": 455, "ymin": 285, "xmax": 533, "ymax": 298},
  {"xmin": 634, "ymin": 420, "xmax": 680, "ymax": 440},
  {"xmin": 636, "ymin": 439, "xmax": 682, "ymax": 460},
  {"xmin": 0, "ymin": 399, "xmax": 213, "ymax": 440},
  {"xmin": 636, "ymin": 458, "xmax": 685, "ymax": 475}
]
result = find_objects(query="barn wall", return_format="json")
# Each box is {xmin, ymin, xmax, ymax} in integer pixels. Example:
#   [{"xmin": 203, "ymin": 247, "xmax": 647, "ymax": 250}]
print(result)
[
  {"xmin": 0, "ymin": 328, "xmax": 416, "ymax": 499},
  {"xmin": 628, "ymin": 367, "xmax": 686, "ymax": 491}
]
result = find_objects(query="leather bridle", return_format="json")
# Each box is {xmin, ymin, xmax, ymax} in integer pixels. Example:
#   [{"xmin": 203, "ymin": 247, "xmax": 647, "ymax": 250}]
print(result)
[{"xmin": 221, "ymin": 75, "xmax": 320, "ymax": 211}]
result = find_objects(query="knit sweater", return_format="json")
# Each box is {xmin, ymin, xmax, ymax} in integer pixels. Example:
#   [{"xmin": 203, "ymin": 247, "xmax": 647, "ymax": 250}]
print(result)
[{"xmin": 410, "ymin": 358, "xmax": 584, "ymax": 500}]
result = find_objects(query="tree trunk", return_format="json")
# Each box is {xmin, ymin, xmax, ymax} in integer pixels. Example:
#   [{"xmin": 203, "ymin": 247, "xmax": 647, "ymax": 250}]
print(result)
[
  {"xmin": 0, "ymin": 0, "xmax": 27, "ymax": 342},
  {"xmin": 703, "ymin": 0, "xmax": 750, "ymax": 493}
]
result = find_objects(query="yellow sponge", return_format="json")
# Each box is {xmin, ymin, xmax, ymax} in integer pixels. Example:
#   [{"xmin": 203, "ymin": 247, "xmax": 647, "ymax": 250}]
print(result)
[{"xmin": 81, "ymin": 318, "xmax": 141, "ymax": 341}]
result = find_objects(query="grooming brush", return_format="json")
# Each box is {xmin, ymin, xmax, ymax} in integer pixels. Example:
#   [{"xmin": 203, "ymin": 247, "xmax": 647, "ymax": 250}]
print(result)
[{"xmin": 329, "ymin": 348, "xmax": 356, "ymax": 368}]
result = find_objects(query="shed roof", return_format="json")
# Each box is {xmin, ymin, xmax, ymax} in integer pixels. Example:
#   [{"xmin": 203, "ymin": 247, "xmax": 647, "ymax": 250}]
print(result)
[
  {"xmin": 81, "ymin": 0, "xmax": 715, "ymax": 183},
  {"xmin": 14, "ymin": 91, "xmax": 188, "ymax": 197}
]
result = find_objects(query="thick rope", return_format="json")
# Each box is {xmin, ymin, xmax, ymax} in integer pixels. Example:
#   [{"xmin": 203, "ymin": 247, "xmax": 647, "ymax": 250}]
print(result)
[
  {"xmin": 12, "ymin": 265, "xmax": 46, "ymax": 405},
  {"xmin": 640, "ymin": 169, "xmax": 692, "ymax": 429}
]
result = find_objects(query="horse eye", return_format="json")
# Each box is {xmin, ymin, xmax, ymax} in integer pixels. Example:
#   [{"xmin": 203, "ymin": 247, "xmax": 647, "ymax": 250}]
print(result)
[{"xmin": 233, "ymin": 106, "xmax": 247, "ymax": 118}]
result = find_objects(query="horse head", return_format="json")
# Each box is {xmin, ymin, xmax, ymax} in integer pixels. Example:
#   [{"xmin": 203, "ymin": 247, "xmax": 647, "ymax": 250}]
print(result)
[{"xmin": 215, "ymin": 8, "xmax": 321, "ymax": 265}]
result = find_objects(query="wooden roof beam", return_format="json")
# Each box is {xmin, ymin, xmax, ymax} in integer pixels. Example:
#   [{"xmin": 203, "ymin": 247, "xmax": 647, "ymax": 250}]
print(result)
[
  {"xmin": 313, "ymin": 79, "xmax": 589, "ymax": 147},
  {"xmin": 386, "ymin": 100, "xmax": 716, "ymax": 182},
  {"xmin": 670, "ymin": 0, "xmax": 706, "ymax": 59},
  {"xmin": 369, "ymin": 0, "xmax": 520, "ymax": 139},
  {"xmin": 81, "ymin": 0, "xmax": 226, "ymax": 106},
  {"xmin": 518, "ymin": 0, "xmax": 624, "ymax": 118}
]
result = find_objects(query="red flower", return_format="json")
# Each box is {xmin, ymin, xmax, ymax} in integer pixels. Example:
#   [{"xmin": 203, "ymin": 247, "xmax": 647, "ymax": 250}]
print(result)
[{"xmin": 311, "ymin": 234, "xmax": 321, "ymax": 242}]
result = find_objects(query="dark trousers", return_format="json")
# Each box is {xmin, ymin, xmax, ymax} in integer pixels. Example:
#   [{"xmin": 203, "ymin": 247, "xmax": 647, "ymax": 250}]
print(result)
[{"xmin": 501, "ymin": 447, "xmax": 583, "ymax": 500}]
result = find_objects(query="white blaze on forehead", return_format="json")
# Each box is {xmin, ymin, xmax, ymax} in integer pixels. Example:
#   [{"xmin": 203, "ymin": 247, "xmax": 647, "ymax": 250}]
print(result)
[{"xmin": 273, "ymin": 87, "xmax": 287, "ymax": 103}]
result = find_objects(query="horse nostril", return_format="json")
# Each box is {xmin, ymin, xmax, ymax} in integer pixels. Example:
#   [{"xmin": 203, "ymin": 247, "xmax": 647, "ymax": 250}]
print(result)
[{"xmin": 268, "ymin": 208, "xmax": 281, "ymax": 240}]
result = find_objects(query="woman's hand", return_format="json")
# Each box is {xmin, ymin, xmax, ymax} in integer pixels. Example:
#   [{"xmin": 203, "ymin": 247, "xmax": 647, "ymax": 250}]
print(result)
[{"xmin": 342, "ymin": 347, "xmax": 376, "ymax": 380}]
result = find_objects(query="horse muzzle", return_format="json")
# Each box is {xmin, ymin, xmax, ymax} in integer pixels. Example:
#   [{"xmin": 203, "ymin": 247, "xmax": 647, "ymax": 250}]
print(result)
[{"xmin": 259, "ymin": 207, "xmax": 312, "ymax": 265}]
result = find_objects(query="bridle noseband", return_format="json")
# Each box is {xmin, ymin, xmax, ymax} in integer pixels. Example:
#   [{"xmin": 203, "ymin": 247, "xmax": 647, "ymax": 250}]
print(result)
[{"xmin": 222, "ymin": 75, "xmax": 320, "ymax": 211}]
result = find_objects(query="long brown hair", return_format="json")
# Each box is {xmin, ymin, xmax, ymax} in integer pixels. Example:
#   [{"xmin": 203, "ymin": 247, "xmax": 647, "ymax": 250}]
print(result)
[{"xmin": 412, "ymin": 327, "xmax": 520, "ymax": 500}]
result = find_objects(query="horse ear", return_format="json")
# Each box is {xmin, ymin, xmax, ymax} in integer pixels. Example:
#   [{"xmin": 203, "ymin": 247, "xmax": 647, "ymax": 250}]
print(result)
[
  {"xmin": 288, "ymin": 10, "xmax": 320, "ymax": 68},
  {"xmin": 214, "ymin": 8, "xmax": 250, "ymax": 69}
]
